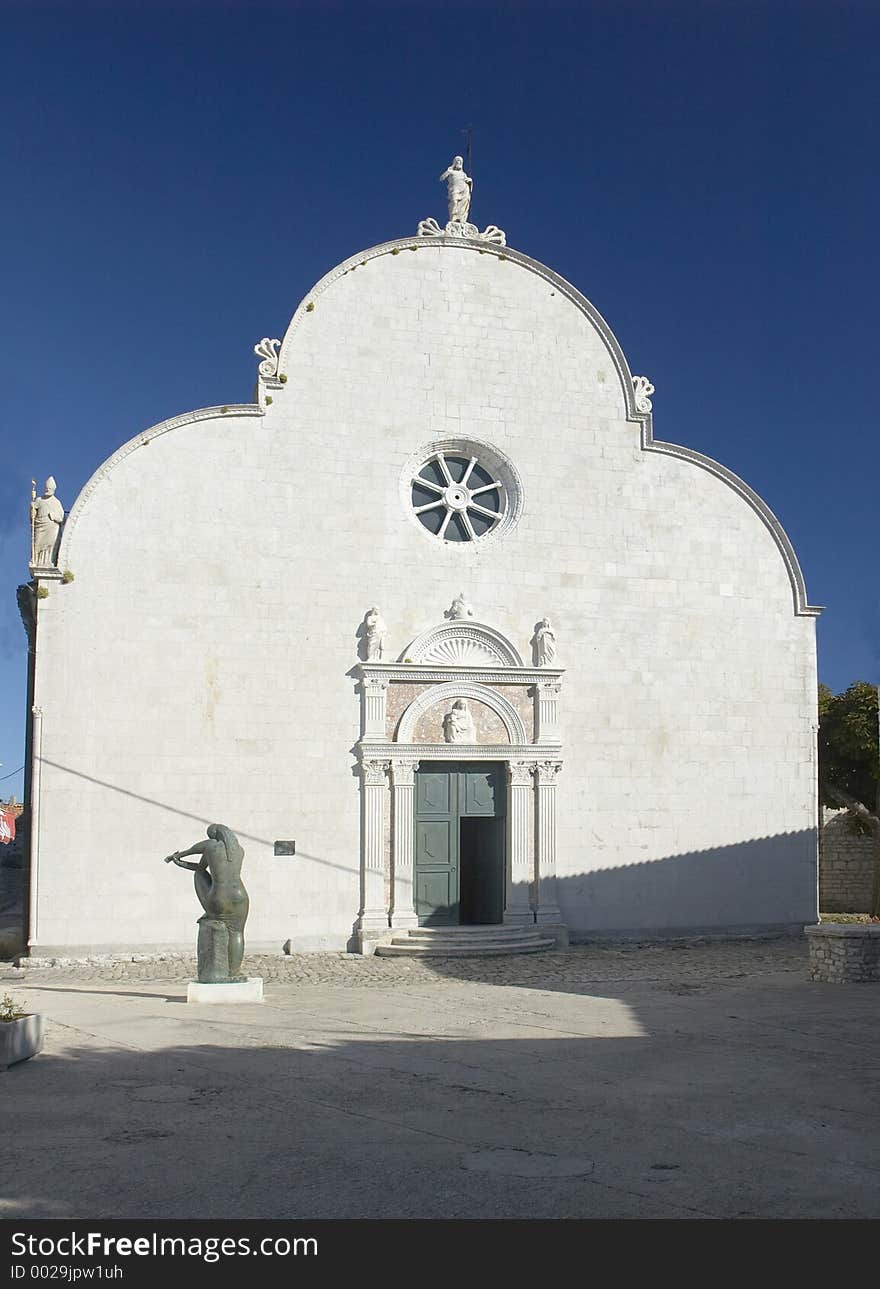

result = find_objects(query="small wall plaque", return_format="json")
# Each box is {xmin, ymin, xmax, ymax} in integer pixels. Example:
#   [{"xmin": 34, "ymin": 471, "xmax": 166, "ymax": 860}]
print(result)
[{"xmin": 274, "ymin": 840, "xmax": 296, "ymax": 856}]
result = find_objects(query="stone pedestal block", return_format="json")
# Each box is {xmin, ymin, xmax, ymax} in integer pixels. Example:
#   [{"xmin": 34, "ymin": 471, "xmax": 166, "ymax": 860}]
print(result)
[
  {"xmin": 197, "ymin": 916, "xmax": 230, "ymax": 983},
  {"xmin": 187, "ymin": 978, "xmax": 264, "ymax": 1004}
]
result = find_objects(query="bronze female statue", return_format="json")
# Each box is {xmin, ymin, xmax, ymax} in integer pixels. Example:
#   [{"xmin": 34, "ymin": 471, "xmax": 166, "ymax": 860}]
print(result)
[{"xmin": 164, "ymin": 824, "xmax": 249, "ymax": 982}]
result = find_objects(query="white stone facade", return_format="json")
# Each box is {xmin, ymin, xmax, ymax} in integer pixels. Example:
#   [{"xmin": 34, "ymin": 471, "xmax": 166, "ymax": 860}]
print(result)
[{"xmin": 24, "ymin": 235, "xmax": 821, "ymax": 955}]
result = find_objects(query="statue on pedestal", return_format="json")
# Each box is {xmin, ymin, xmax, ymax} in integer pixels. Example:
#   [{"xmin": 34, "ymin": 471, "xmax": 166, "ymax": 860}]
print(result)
[
  {"xmin": 417, "ymin": 155, "xmax": 506, "ymax": 246},
  {"xmin": 359, "ymin": 606, "xmax": 387, "ymax": 660},
  {"xmin": 31, "ymin": 477, "xmax": 64, "ymax": 568},
  {"xmin": 164, "ymin": 824, "xmax": 250, "ymax": 983},
  {"xmin": 440, "ymin": 155, "xmax": 473, "ymax": 225},
  {"xmin": 532, "ymin": 618, "xmax": 557, "ymax": 666},
  {"xmin": 445, "ymin": 593, "xmax": 475, "ymax": 621}
]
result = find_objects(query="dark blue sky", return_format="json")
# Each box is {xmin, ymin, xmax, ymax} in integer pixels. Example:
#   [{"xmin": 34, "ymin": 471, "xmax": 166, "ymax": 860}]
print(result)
[{"xmin": 1, "ymin": 0, "xmax": 878, "ymax": 798}]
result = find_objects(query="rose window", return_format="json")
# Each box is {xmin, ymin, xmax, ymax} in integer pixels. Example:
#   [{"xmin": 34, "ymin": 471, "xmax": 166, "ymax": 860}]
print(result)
[{"xmin": 410, "ymin": 451, "xmax": 507, "ymax": 542}]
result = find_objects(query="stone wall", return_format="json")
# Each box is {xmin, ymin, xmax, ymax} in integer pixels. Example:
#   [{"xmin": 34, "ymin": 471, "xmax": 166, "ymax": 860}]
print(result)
[
  {"xmin": 819, "ymin": 806, "xmax": 876, "ymax": 912},
  {"xmin": 806, "ymin": 924, "xmax": 880, "ymax": 982},
  {"xmin": 26, "ymin": 236, "xmax": 819, "ymax": 952}
]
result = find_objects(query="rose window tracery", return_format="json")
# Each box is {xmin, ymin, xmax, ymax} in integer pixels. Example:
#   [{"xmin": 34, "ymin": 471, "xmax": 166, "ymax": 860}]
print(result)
[{"xmin": 410, "ymin": 451, "xmax": 506, "ymax": 542}]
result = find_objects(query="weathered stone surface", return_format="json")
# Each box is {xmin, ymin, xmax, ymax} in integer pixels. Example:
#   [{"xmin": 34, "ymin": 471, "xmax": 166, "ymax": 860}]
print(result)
[
  {"xmin": 197, "ymin": 918, "xmax": 230, "ymax": 984},
  {"xmin": 9, "ymin": 935, "xmax": 808, "ymax": 987},
  {"xmin": 805, "ymin": 923, "xmax": 880, "ymax": 982},
  {"xmin": 414, "ymin": 696, "xmax": 505, "ymax": 745},
  {"xmin": 819, "ymin": 807, "xmax": 876, "ymax": 913}
]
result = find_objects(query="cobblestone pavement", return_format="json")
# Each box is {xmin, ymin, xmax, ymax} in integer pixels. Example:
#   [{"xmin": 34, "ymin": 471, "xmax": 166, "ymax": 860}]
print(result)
[{"xmin": 1, "ymin": 934, "xmax": 808, "ymax": 990}]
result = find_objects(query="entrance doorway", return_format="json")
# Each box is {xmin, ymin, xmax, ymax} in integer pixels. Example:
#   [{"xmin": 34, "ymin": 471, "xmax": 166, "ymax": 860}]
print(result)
[{"xmin": 414, "ymin": 762, "xmax": 506, "ymax": 926}]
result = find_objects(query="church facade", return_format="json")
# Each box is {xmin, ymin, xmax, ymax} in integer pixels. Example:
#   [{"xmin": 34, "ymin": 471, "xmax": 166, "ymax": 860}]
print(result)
[{"xmin": 21, "ymin": 187, "xmax": 821, "ymax": 955}]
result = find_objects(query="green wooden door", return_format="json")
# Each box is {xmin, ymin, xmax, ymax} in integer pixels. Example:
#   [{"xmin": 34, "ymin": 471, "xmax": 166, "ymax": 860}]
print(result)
[
  {"xmin": 415, "ymin": 766, "xmax": 459, "ymax": 925},
  {"xmin": 414, "ymin": 763, "xmax": 505, "ymax": 925}
]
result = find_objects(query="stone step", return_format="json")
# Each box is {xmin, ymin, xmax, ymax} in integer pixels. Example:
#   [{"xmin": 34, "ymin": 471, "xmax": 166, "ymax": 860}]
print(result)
[
  {"xmin": 375, "ymin": 937, "xmax": 556, "ymax": 958},
  {"xmin": 393, "ymin": 930, "xmax": 546, "ymax": 947},
  {"xmin": 399, "ymin": 924, "xmax": 535, "ymax": 936},
  {"xmin": 375, "ymin": 924, "xmax": 556, "ymax": 958}
]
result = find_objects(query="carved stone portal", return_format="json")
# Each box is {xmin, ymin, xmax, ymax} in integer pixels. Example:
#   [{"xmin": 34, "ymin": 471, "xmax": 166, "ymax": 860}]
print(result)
[{"xmin": 352, "ymin": 609, "xmax": 566, "ymax": 952}]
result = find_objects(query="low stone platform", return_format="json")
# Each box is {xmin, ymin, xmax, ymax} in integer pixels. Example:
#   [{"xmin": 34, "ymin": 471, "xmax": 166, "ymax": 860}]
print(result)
[
  {"xmin": 805, "ymin": 923, "xmax": 880, "ymax": 982},
  {"xmin": 186, "ymin": 977, "xmax": 264, "ymax": 1004}
]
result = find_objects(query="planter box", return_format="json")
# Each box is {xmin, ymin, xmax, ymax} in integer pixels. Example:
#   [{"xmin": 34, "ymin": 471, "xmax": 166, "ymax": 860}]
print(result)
[{"xmin": 0, "ymin": 1014, "xmax": 44, "ymax": 1068}]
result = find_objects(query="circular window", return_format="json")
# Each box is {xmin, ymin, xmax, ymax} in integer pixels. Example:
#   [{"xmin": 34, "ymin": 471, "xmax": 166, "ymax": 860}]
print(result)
[{"xmin": 406, "ymin": 441, "xmax": 521, "ymax": 543}]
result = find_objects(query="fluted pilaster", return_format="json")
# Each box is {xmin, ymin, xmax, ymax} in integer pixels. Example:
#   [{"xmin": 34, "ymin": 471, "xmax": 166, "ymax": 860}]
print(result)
[
  {"xmin": 535, "ymin": 760, "xmax": 563, "ymax": 925},
  {"xmin": 356, "ymin": 758, "xmax": 390, "ymax": 949},
  {"xmin": 503, "ymin": 760, "xmax": 534, "ymax": 925},
  {"xmin": 391, "ymin": 760, "xmax": 419, "ymax": 929}
]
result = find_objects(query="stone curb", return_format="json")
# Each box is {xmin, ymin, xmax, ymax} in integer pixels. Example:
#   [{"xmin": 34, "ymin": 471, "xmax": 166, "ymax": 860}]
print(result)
[{"xmin": 804, "ymin": 924, "xmax": 880, "ymax": 938}]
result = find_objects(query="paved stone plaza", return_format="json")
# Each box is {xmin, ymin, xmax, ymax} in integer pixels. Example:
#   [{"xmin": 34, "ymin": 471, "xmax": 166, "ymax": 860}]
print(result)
[{"xmin": 3, "ymin": 936, "xmax": 880, "ymax": 1220}]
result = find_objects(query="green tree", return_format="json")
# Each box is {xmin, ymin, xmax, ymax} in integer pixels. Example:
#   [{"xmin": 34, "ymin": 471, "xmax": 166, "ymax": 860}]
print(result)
[{"xmin": 818, "ymin": 681, "xmax": 880, "ymax": 914}]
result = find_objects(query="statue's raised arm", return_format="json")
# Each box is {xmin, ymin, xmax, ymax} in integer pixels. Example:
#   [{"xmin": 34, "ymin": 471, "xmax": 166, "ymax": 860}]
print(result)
[{"xmin": 163, "ymin": 843, "xmax": 208, "ymax": 871}]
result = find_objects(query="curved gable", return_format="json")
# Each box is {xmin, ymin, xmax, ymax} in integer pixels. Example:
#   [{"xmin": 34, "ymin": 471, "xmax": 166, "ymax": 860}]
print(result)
[{"xmin": 54, "ymin": 237, "xmax": 818, "ymax": 618}]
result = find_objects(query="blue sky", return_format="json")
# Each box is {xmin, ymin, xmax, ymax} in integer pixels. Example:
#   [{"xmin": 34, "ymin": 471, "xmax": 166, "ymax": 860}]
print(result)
[{"xmin": 1, "ymin": 0, "xmax": 877, "ymax": 799}]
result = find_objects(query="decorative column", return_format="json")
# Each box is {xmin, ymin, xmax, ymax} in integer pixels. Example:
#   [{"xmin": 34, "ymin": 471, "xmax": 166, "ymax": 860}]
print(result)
[
  {"xmin": 534, "ymin": 680, "xmax": 562, "ymax": 744},
  {"xmin": 27, "ymin": 705, "xmax": 44, "ymax": 947},
  {"xmin": 360, "ymin": 676, "xmax": 389, "ymax": 740},
  {"xmin": 534, "ymin": 760, "xmax": 564, "ymax": 931},
  {"xmin": 391, "ymin": 760, "xmax": 419, "ymax": 930},
  {"xmin": 504, "ymin": 760, "xmax": 535, "ymax": 926},
  {"xmin": 356, "ymin": 758, "xmax": 390, "ymax": 953}
]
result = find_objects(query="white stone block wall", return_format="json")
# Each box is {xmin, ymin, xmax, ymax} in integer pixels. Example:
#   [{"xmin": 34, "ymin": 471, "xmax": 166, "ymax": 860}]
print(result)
[{"xmin": 28, "ymin": 239, "xmax": 818, "ymax": 952}]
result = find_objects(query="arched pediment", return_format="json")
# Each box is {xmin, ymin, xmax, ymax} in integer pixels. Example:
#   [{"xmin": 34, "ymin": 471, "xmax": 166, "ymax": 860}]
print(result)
[
  {"xmin": 273, "ymin": 238, "xmax": 820, "ymax": 618},
  {"xmin": 401, "ymin": 621, "xmax": 524, "ymax": 668},
  {"xmin": 396, "ymin": 682, "xmax": 528, "ymax": 745}
]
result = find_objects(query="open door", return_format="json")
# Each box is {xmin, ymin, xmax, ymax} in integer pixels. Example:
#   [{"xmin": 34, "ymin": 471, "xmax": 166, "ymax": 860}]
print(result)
[{"xmin": 414, "ymin": 763, "xmax": 505, "ymax": 925}]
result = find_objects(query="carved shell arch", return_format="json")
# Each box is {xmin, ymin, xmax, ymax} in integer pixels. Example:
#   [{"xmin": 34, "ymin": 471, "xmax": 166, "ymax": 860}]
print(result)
[
  {"xmin": 396, "ymin": 682, "xmax": 528, "ymax": 745},
  {"xmin": 401, "ymin": 621, "xmax": 524, "ymax": 668}
]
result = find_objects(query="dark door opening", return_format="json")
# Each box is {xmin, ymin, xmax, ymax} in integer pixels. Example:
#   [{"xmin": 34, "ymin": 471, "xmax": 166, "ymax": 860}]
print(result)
[{"xmin": 459, "ymin": 816, "xmax": 505, "ymax": 925}]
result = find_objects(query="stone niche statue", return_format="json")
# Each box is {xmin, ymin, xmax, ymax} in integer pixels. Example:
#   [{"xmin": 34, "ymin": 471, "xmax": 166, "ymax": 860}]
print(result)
[
  {"xmin": 532, "ymin": 617, "xmax": 557, "ymax": 666},
  {"xmin": 445, "ymin": 593, "xmax": 475, "ymax": 622},
  {"xmin": 440, "ymin": 156, "xmax": 473, "ymax": 225},
  {"xmin": 164, "ymin": 824, "xmax": 250, "ymax": 983},
  {"xmin": 30, "ymin": 477, "xmax": 64, "ymax": 568},
  {"xmin": 443, "ymin": 698, "xmax": 476, "ymax": 744},
  {"xmin": 358, "ymin": 606, "xmax": 387, "ymax": 661}
]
